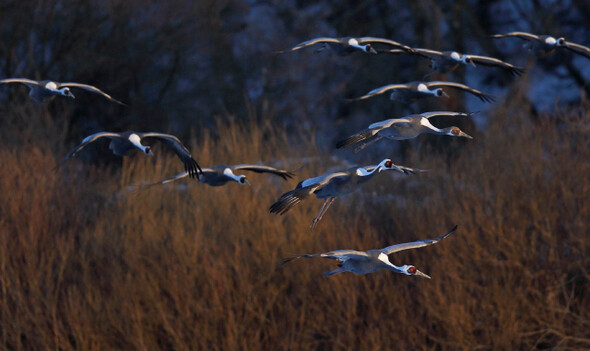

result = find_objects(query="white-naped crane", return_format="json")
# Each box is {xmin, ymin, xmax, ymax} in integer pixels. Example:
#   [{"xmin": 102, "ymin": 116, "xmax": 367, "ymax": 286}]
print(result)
[
  {"xmin": 59, "ymin": 131, "xmax": 202, "ymax": 178},
  {"xmin": 379, "ymin": 48, "xmax": 524, "ymax": 76},
  {"xmin": 0, "ymin": 78, "xmax": 126, "ymax": 105},
  {"xmin": 282, "ymin": 225, "xmax": 458, "ymax": 277},
  {"xmin": 277, "ymin": 36, "xmax": 415, "ymax": 56},
  {"xmin": 144, "ymin": 164, "xmax": 294, "ymax": 187},
  {"xmin": 269, "ymin": 159, "xmax": 423, "ymax": 230},
  {"xmin": 336, "ymin": 111, "xmax": 474, "ymax": 152},
  {"xmin": 489, "ymin": 32, "xmax": 590, "ymax": 59},
  {"xmin": 349, "ymin": 81, "xmax": 496, "ymax": 103}
]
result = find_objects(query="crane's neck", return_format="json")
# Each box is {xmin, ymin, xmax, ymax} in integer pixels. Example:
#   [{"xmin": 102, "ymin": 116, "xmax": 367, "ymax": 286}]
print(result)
[
  {"xmin": 377, "ymin": 253, "xmax": 404, "ymax": 273},
  {"xmin": 355, "ymin": 159, "xmax": 390, "ymax": 177},
  {"xmin": 223, "ymin": 168, "xmax": 244, "ymax": 184},
  {"xmin": 416, "ymin": 83, "xmax": 437, "ymax": 96},
  {"xmin": 356, "ymin": 167, "xmax": 379, "ymax": 177},
  {"xmin": 128, "ymin": 134, "xmax": 149, "ymax": 153},
  {"xmin": 420, "ymin": 117, "xmax": 444, "ymax": 135}
]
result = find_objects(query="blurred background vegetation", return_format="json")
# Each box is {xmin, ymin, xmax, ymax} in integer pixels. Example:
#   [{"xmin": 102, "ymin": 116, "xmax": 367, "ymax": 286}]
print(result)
[{"xmin": 0, "ymin": 0, "xmax": 589, "ymax": 350}]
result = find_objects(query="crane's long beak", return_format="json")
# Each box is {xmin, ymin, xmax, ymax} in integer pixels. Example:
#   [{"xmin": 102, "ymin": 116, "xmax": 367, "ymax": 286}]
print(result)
[
  {"xmin": 414, "ymin": 270, "xmax": 431, "ymax": 279},
  {"xmin": 367, "ymin": 45, "xmax": 378, "ymax": 54},
  {"xmin": 460, "ymin": 131, "xmax": 473, "ymax": 139}
]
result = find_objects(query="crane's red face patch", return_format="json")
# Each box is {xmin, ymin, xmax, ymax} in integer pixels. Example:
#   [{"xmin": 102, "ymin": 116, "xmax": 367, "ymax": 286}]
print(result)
[
  {"xmin": 385, "ymin": 160, "xmax": 392, "ymax": 168},
  {"xmin": 452, "ymin": 127, "xmax": 461, "ymax": 135},
  {"xmin": 408, "ymin": 266, "xmax": 416, "ymax": 274},
  {"xmin": 365, "ymin": 44, "xmax": 372, "ymax": 52}
]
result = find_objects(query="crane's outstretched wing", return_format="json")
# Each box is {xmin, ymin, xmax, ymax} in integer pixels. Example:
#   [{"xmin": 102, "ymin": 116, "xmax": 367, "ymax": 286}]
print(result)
[
  {"xmin": 357, "ymin": 37, "xmax": 415, "ymax": 52},
  {"xmin": 426, "ymin": 81, "xmax": 496, "ymax": 103},
  {"xmin": 277, "ymin": 37, "xmax": 343, "ymax": 53},
  {"xmin": 57, "ymin": 82, "xmax": 127, "ymax": 106},
  {"xmin": 420, "ymin": 111, "xmax": 477, "ymax": 119},
  {"xmin": 0, "ymin": 78, "xmax": 40, "ymax": 87},
  {"xmin": 282, "ymin": 250, "xmax": 369, "ymax": 264},
  {"xmin": 269, "ymin": 172, "xmax": 348, "ymax": 215},
  {"xmin": 465, "ymin": 55, "xmax": 524, "ymax": 76},
  {"xmin": 336, "ymin": 118, "xmax": 408, "ymax": 149},
  {"xmin": 489, "ymin": 32, "xmax": 541, "ymax": 41},
  {"xmin": 349, "ymin": 84, "xmax": 410, "ymax": 101},
  {"xmin": 564, "ymin": 42, "xmax": 590, "ymax": 59},
  {"xmin": 231, "ymin": 164, "xmax": 294, "ymax": 180},
  {"xmin": 58, "ymin": 132, "xmax": 122, "ymax": 166},
  {"xmin": 381, "ymin": 225, "xmax": 458, "ymax": 255}
]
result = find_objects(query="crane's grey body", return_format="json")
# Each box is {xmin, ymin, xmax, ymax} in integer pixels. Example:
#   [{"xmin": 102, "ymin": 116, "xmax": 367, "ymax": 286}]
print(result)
[
  {"xmin": 270, "ymin": 159, "xmax": 422, "ymax": 229},
  {"xmin": 60, "ymin": 131, "xmax": 202, "ymax": 178},
  {"xmin": 0, "ymin": 78, "xmax": 126, "ymax": 105},
  {"xmin": 336, "ymin": 111, "xmax": 474, "ymax": 151},
  {"xmin": 147, "ymin": 164, "xmax": 294, "ymax": 187},
  {"xmin": 351, "ymin": 81, "xmax": 495, "ymax": 103},
  {"xmin": 490, "ymin": 32, "xmax": 590, "ymax": 59},
  {"xmin": 283, "ymin": 225, "xmax": 458, "ymax": 277},
  {"xmin": 380, "ymin": 48, "xmax": 524, "ymax": 76},
  {"xmin": 279, "ymin": 36, "xmax": 414, "ymax": 56}
]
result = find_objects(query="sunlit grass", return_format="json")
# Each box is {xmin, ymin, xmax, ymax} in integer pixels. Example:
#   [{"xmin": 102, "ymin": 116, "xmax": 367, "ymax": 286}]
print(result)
[{"xmin": 0, "ymin": 99, "xmax": 589, "ymax": 350}]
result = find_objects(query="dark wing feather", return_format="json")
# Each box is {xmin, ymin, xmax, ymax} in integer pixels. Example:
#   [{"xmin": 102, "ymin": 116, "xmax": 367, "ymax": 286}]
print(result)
[
  {"xmin": 336, "ymin": 128, "xmax": 380, "ymax": 149},
  {"xmin": 140, "ymin": 132, "xmax": 202, "ymax": 178},
  {"xmin": 269, "ymin": 185, "xmax": 315, "ymax": 215}
]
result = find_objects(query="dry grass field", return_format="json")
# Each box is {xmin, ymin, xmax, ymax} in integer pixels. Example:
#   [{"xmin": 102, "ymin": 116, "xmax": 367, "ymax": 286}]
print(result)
[{"xmin": 1, "ymin": 96, "xmax": 589, "ymax": 350}]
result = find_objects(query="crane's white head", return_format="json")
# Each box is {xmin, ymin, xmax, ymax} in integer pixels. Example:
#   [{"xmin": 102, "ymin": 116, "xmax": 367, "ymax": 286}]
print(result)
[
  {"xmin": 461, "ymin": 55, "xmax": 477, "ymax": 67},
  {"xmin": 239, "ymin": 175, "xmax": 250, "ymax": 185},
  {"xmin": 363, "ymin": 43, "xmax": 378, "ymax": 54},
  {"xmin": 58, "ymin": 87, "xmax": 75, "ymax": 99},
  {"xmin": 442, "ymin": 126, "xmax": 473, "ymax": 139},
  {"xmin": 400, "ymin": 265, "xmax": 431, "ymax": 279},
  {"xmin": 380, "ymin": 158, "xmax": 394, "ymax": 171}
]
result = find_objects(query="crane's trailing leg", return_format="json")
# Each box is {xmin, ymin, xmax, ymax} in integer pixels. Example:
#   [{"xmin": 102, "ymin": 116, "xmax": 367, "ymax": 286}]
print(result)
[{"xmin": 310, "ymin": 197, "xmax": 336, "ymax": 230}]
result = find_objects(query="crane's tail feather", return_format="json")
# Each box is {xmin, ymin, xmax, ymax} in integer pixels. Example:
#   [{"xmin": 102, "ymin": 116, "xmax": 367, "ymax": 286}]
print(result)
[
  {"xmin": 323, "ymin": 268, "xmax": 345, "ymax": 277},
  {"xmin": 395, "ymin": 165, "xmax": 429, "ymax": 175},
  {"xmin": 510, "ymin": 66, "xmax": 525, "ymax": 76},
  {"xmin": 480, "ymin": 93, "xmax": 496, "ymax": 103},
  {"xmin": 185, "ymin": 158, "xmax": 202, "ymax": 179},
  {"xmin": 336, "ymin": 129, "xmax": 375, "ymax": 149},
  {"xmin": 269, "ymin": 187, "xmax": 312, "ymax": 215}
]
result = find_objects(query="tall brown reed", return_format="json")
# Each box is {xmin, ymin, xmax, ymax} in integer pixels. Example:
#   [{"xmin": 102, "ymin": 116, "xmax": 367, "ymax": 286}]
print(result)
[{"xmin": 0, "ymin": 98, "xmax": 589, "ymax": 350}]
